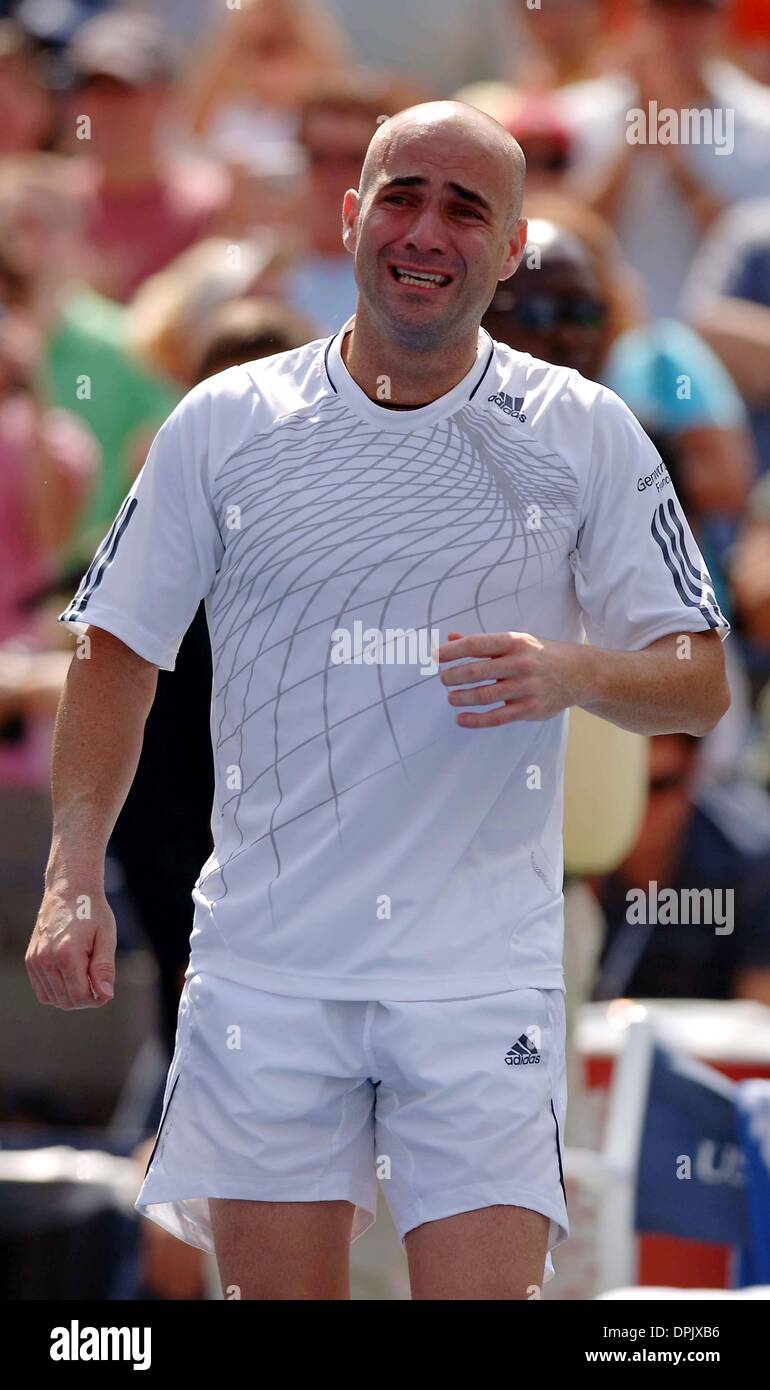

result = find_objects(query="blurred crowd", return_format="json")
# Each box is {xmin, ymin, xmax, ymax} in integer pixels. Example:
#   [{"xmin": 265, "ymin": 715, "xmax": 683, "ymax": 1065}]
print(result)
[{"xmin": 2, "ymin": 0, "xmax": 770, "ymax": 1295}]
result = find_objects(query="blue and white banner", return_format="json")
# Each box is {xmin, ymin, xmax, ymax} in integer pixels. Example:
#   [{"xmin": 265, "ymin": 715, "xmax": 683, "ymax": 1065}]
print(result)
[
  {"xmin": 634, "ymin": 1044, "xmax": 749, "ymax": 1246},
  {"xmin": 736, "ymin": 1080, "xmax": 770, "ymax": 1284}
]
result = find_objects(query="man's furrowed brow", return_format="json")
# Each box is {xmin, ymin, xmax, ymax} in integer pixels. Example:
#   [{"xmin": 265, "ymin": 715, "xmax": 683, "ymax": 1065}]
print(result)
[
  {"xmin": 447, "ymin": 181, "xmax": 492, "ymax": 214},
  {"xmin": 378, "ymin": 176, "xmax": 492, "ymax": 214},
  {"xmin": 380, "ymin": 175, "xmax": 428, "ymax": 192}
]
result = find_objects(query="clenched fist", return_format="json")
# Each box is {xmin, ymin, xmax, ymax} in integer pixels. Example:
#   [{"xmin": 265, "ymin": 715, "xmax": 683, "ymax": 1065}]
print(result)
[{"xmin": 26, "ymin": 879, "xmax": 117, "ymax": 1009}]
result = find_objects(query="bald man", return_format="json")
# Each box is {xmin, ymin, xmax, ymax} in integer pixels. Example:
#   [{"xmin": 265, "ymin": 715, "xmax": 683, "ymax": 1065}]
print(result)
[{"xmin": 29, "ymin": 102, "xmax": 730, "ymax": 1300}]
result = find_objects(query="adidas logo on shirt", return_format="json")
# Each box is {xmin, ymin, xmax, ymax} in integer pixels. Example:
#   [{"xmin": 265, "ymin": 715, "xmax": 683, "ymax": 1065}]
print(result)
[
  {"xmin": 505, "ymin": 1032, "xmax": 541, "ymax": 1065},
  {"xmin": 488, "ymin": 392, "xmax": 527, "ymax": 421}
]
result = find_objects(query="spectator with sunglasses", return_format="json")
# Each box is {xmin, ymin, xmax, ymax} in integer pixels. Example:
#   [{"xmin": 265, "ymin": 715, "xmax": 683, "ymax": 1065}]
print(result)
[
  {"xmin": 482, "ymin": 208, "xmax": 755, "ymax": 535},
  {"xmin": 481, "ymin": 216, "xmax": 610, "ymax": 382}
]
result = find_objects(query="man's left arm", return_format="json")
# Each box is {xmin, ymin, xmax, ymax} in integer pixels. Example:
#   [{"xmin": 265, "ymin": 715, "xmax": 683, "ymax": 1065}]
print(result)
[
  {"xmin": 437, "ymin": 628, "xmax": 729, "ymax": 736},
  {"xmin": 570, "ymin": 628, "xmax": 729, "ymax": 735}
]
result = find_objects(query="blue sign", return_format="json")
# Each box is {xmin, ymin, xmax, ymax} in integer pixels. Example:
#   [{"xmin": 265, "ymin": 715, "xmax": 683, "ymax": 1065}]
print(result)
[{"xmin": 635, "ymin": 1044, "xmax": 750, "ymax": 1246}]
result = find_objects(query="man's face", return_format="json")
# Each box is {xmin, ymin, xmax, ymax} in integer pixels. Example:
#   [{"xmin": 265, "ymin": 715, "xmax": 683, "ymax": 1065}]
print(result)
[{"xmin": 342, "ymin": 122, "xmax": 526, "ymax": 350}]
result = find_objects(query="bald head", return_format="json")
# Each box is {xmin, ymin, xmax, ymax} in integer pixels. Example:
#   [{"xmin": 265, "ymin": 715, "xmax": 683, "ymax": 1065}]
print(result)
[
  {"xmin": 341, "ymin": 99, "xmax": 529, "ymax": 354},
  {"xmin": 359, "ymin": 100, "xmax": 527, "ymax": 230}
]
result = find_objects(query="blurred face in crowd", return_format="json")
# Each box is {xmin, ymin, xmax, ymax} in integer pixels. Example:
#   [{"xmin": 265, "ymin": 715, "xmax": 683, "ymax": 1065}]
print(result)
[
  {"xmin": 0, "ymin": 172, "xmax": 84, "ymax": 293},
  {"xmin": 0, "ymin": 51, "xmax": 53, "ymax": 154},
  {"xmin": 517, "ymin": 136, "xmax": 569, "ymax": 197},
  {"xmin": 622, "ymin": 734, "xmax": 698, "ymax": 877},
  {"xmin": 303, "ymin": 106, "xmax": 377, "ymax": 253},
  {"xmin": 66, "ymin": 75, "xmax": 169, "ymax": 163},
  {"xmin": 519, "ymin": 0, "xmax": 603, "ymax": 63},
  {"xmin": 233, "ymin": 0, "xmax": 347, "ymax": 107},
  {"xmin": 642, "ymin": 0, "xmax": 723, "ymax": 65},
  {"xmin": 240, "ymin": 27, "xmax": 327, "ymax": 107},
  {"xmin": 342, "ymin": 104, "xmax": 527, "ymax": 351},
  {"xmin": 483, "ymin": 222, "xmax": 607, "ymax": 380},
  {"xmin": 0, "ymin": 261, "xmax": 41, "ymax": 394}
]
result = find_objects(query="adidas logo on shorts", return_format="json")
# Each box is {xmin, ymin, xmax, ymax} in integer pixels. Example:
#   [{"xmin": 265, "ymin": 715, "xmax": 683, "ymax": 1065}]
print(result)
[{"xmin": 504, "ymin": 1032, "xmax": 541, "ymax": 1065}]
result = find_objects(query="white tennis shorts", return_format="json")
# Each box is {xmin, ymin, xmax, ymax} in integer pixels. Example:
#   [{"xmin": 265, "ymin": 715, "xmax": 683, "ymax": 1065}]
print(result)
[{"xmin": 136, "ymin": 972, "xmax": 569, "ymax": 1274}]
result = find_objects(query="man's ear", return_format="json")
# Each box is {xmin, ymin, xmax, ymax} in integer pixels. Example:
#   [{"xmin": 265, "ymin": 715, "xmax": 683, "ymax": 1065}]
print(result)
[
  {"xmin": 341, "ymin": 188, "xmax": 360, "ymax": 255},
  {"xmin": 498, "ymin": 218, "xmax": 528, "ymax": 284}
]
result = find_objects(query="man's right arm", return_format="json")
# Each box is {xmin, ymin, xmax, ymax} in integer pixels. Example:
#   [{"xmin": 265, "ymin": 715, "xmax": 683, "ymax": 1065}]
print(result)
[{"xmin": 26, "ymin": 626, "xmax": 159, "ymax": 1011}]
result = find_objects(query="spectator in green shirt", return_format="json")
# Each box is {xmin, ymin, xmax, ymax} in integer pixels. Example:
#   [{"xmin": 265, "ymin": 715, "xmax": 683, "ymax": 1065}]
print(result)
[
  {"xmin": 0, "ymin": 153, "xmax": 179, "ymax": 571},
  {"xmin": 44, "ymin": 286, "xmax": 179, "ymax": 569}
]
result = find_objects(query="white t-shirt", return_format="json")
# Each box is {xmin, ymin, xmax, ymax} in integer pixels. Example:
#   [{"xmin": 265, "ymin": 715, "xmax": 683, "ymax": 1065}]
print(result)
[{"xmin": 59, "ymin": 318, "xmax": 728, "ymax": 1000}]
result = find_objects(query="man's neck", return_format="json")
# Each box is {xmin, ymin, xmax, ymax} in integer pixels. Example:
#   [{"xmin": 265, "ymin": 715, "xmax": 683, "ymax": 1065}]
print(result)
[{"xmin": 340, "ymin": 306, "xmax": 480, "ymax": 407}]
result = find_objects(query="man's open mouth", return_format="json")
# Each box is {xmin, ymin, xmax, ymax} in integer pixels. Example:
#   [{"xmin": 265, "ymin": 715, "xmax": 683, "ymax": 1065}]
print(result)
[{"xmin": 390, "ymin": 265, "xmax": 452, "ymax": 289}]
